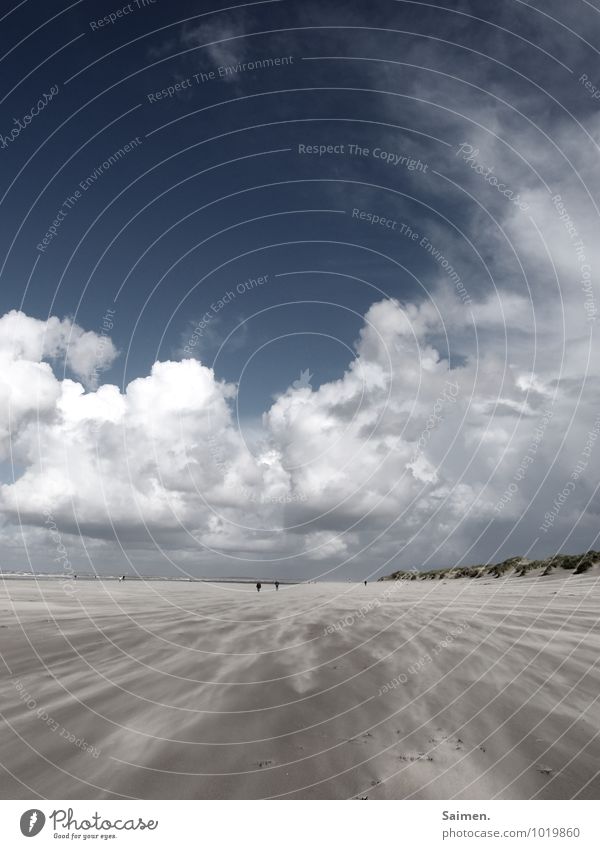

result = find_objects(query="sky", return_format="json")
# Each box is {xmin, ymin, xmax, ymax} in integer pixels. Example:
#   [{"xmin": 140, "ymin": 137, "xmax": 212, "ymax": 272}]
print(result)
[{"xmin": 1, "ymin": 0, "xmax": 600, "ymax": 580}]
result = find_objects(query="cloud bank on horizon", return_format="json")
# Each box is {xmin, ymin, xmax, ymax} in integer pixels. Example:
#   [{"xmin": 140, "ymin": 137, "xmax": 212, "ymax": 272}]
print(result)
[{"xmin": 1, "ymin": 257, "xmax": 598, "ymax": 579}]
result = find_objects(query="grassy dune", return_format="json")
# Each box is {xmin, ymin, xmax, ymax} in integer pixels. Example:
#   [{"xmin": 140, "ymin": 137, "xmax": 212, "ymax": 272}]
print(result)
[{"xmin": 381, "ymin": 551, "xmax": 600, "ymax": 582}]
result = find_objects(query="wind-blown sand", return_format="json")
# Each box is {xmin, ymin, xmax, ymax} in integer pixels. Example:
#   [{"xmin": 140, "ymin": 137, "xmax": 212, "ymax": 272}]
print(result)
[{"xmin": 1, "ymin": 575, "xmax": 599, "ymax": 799}]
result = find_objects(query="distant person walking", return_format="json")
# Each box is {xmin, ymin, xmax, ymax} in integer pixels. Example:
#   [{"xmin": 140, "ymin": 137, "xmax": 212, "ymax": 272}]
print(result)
[
  {"xmin": 275, "ymin": 581, "xmax": 279, "ymax": 591},
  {"xmin": 364, "ymin": 580, "xmax": 367, "ymax": 586},
  {"xmin": 256, "ymin": 581, "xmax": 261, "ymax": 592}
]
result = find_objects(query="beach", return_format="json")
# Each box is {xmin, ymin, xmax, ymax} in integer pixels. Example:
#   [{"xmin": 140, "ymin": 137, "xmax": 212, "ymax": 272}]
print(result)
[{"xmin": 1, "ymin": 575, "xmax": 599, "ymax": 799}]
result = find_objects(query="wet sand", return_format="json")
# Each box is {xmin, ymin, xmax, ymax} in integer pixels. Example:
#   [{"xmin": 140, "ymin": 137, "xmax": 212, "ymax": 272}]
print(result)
[{"xmin": 1, "ymin": 575, "xmax": 599, "ymax": 799}]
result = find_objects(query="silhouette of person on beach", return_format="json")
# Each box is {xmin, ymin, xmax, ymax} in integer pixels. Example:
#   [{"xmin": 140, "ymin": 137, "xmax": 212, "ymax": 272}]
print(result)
[
  {"xmin": 275, "ymin": 581, "xmax": 279, "ymax": 591},
  {"xmin": 364, "ymin": 580, "xmax": 367, "ymax": 586},
  {"xmin": 256, "ymin": 582, "xmax": 261, "ymax": 592}
]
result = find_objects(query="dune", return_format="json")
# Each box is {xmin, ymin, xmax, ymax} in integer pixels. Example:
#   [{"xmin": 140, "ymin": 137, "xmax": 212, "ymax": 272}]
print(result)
[{"xmin": 0, "ymin": 575, "xmax": 599, "ymax": 799}]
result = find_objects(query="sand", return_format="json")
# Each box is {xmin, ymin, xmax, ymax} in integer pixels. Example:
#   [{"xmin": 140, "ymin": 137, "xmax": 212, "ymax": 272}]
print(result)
[{"xmin": 0, "ymin": 575, "xmax": 599, "ymax": 799}]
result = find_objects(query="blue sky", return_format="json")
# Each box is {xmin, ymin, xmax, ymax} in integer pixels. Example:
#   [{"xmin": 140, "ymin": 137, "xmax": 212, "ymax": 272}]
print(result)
[{"xmin": 1, "ymin": 0, "xmax": 599, "ymax": 578}]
